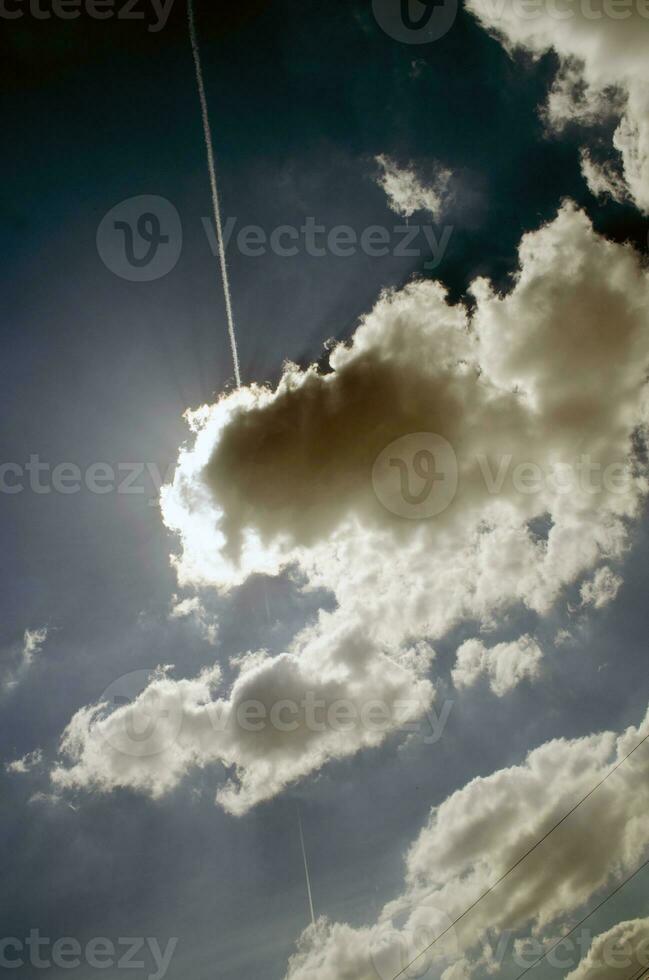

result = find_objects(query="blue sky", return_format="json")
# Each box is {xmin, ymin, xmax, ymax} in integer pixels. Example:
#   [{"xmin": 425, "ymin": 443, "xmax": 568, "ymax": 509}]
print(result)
[{"xmin": 2, "ymin": 2, "xmax": 649, "ymax": 978}]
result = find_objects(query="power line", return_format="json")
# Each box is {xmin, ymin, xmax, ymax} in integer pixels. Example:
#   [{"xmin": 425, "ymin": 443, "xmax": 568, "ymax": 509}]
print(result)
[
  {"xmin": 512, "ymin": 856, "xmax": 649, "ymax": 979},
  {"xmin": 187, "ymin": 0, "xmax": 242, "ymax": 388},
  {"xmin": 392, "ymin": 727, "xmax": 649, "ymax": 979},
  {"xmin": 627, "ymin": 966, "xmax": 649, "ymax": 980}
]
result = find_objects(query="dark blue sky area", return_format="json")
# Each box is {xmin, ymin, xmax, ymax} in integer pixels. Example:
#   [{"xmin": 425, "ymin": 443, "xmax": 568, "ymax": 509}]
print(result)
[{"xmin": 1, "ymin": 2, "xmax": 649, "ymax": 978}]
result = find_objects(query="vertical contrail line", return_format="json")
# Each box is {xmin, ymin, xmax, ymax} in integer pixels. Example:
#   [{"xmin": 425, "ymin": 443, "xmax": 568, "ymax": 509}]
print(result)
[
  {"xmin": 298, "ymin": 808, "xmax": 316, "ymax": 927},
  {"xmin": 187, "ymin": 0, "xmax": 242, "ymax": 388}
]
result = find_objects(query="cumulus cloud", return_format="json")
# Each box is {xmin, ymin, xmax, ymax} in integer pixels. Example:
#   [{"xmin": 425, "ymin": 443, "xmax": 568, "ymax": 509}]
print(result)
[
  {"xmin": 52, "ymin": 204, "xmax": 649, "ymax": 812},
  {"xmin": 374, "ymin": 154, "xmax": 452, "ymax": 218},
  {"xmin": 566, "ymin": 918, "xmax": 649, "ymax": 980},
  {"xmin": 580, "ymin": 565, "xmax": 623, "ymax": 608},
  {"xmin": 284, "ymin": 705, "xmax": 649, "ymax": 979},
  {"xmin": 164, "ymin": 203, "xmax": 648, "ymax": 623},
  {"xmin": 52, "ymin": 618, "xmax": 435, "ymax": 816},
  {"xmin": 452, "ymin": 635, "xmax": 543, "ymax": 695},
  {"xmin": 466, "ymin": 0, "xmax": 649, "ymax": 212},
  {"xmin": 5, "ymin": 749, "xmax": 43, "ymax": 774}
]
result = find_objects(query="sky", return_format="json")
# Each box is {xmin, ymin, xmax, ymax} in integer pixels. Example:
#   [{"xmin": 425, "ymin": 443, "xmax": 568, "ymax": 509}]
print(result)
[{"xmin": 2, "ymin": 1, "xmax": 649, "ymax": 979}]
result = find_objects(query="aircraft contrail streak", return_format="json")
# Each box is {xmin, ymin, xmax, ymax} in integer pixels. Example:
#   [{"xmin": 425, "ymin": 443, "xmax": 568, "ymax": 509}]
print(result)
[
  {"xmin": 298, "ymin": 808, "xmax": 316, "ymax": 927},
  {"xmin": 187, "ymin": 0, "xmax": 242, "ymax": 388}
]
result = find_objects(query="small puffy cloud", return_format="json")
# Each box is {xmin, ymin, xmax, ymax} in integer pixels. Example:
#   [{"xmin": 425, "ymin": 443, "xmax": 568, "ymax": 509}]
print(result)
[
  {"xmin": 6, "ymin": 749, "xmax": 43, "ymax": 775},
  {"xmin": 53, "ymin": 205, "xmax": 649, "ymax": 812},
  {"xmin": 374, "ymin": 154, "xmax": 452, "ymax": 218},
  {"xmin": 554, "ymin": 628, "xmax": 574, "ymax": 647},
  {"xmin": 2, "ymin": 626, "xmax": 49, "ymax": 693},
  {"xmin": 22, "ymin": 627, "xmax": 48, "ymax": 666},
  {"xmin": 580, "ymin": 148, "xmax": 629, "ymax": 204},
  {"xmin": 566, "ymin": 918, "xmax": 649, "ymax": 980},
  {"xmin": 452, "ymin": 635, "xmax": 543, "ymax": 696},
  {"xmin": 466, "ymin": 0, "xmax": 649, "ymax": 212},
  {"xmin": 284, "ymin": 705, "xmax": 649, "ymax": 979},
  {"xmin": 580, "ymin": 566, "xmax": 623, "ymax": 609},
  {"xmin": 169, "ymin": 595, "xmax": 218, "ymax": 645},
  {"xmin": 29, "ymin": 791, "xmax": 62, "ymax": 807}
]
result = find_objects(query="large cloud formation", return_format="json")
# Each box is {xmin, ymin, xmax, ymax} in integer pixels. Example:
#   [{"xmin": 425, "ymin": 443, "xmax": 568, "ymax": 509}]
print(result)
[
  {"xmin": 52, "ymin": 204, "xmax": 649, "ymax": 813},
  {"xmin": 466, "ymin": 0, "xmax": 649, "ymax": 212},
  {"xmin": 283, "ymin": 706, "xmax": 649, "ymax": 979}
]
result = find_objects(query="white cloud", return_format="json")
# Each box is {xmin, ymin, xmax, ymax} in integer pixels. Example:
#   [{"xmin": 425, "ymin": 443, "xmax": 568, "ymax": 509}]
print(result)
[
  {"xmin": 465, "ymin": 0, "xmax": 649, "ymax": 212},
  {"xmin": 580, "ymin": 148, "xmax": 629, "ymax": 204},
  {"xmin": 22, "ymin": 627, "xmax": 48, "ymax": 667},
  {"xmin": 6, "ymin": 749, "xmax": 43, "ymax": 774},
  {"xmin": 554, "ymin": 628, "xmax": 574, "ymax": 647},
  {"xmin": 284, "ymin": 705, "xmax": 649, "ymax": 979},
  {"xmin": 374, "ymin": 154, "xmax": 452, "ymax": 218},
  {"xmin": 452, "ymin": 635, "xmax": 543, "ymax": 696},
  {"xmin": 2, "ymin": 626, "xmax": 49, "ymax": 693},
  {"xmin": 566, "ymin": 918, "xmax": 649, "ymax": 980},
  {"xmin": 580, "ymin": 565, "xmax": 623, "ymax": 609},
  {"xmin": 52, "ymin": 617, "xmax": 435, "ymax": 816},
  {"xmin": 169, "ymin": 595, "xmax": 218, "ymax": 645},
  {"xmin": 52, "ymin": 204, "xmax": 649, "ymax": 812}
]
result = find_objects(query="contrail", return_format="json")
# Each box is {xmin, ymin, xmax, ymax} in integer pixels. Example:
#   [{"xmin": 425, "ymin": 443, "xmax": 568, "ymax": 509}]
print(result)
[
  {"xmin": 187, "ymin": 0, "xmax": 242, "ymax": 388},
  {"xmin": 298, "ymin": 808, "xmax": 316, "ymax": 927}
]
